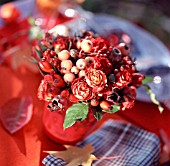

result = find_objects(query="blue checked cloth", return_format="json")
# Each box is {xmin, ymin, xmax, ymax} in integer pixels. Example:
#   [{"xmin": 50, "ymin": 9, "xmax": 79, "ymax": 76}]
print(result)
[{"xmin": 42, "ymin": 120, "xmax": 160, "ymax": 166}]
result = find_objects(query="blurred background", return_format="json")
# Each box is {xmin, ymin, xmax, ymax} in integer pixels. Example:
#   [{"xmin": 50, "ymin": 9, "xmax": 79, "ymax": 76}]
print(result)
[{"xmin": 1, "ymin": 0, "xmax": 170, "ymax": 46}]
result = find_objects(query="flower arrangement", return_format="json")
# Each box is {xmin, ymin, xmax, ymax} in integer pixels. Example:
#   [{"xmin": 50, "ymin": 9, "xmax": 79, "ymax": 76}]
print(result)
[{"xmin": 32, "ymin": 30, "xmax": 144, "ymax": 129}]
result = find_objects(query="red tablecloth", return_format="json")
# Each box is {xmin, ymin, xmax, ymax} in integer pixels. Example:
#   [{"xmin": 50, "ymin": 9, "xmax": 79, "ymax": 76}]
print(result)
[
  {"xmin": 1, "ymin": 58, "xmax": 170, "ymax": 166},
  {"xmin": 0, "ymin": 16, "xmax": 170, "ymax": 166}
]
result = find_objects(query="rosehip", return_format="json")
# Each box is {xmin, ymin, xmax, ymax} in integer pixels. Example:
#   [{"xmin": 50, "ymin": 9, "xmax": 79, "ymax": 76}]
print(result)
[
  {"xmin": 64, "ymin": 73, "xmax": 75, "ymax": 83},
  {"xmin": 61, "ymin": 60, "xmax": 73, "ymax": 71},
  {"xmin": 100, "ymin": 100, "xmax": 112, "ymax": 110},
  {"xmin": 58, "ymin": 50, "xmax": 70, "ymax": 60},
  {"xmin": 91, "ymin": 99, "xmax": 99, "ymax": 106},
  {"xmin": 76, "ymin": 59, "xmax": 86, "ymax": 70},
  {"xmin": 71, "ymin": 66, "xmax": 79, "ymax": 74},
  {"xmin": 38, "ymin": 60, "xmax": 53, "ymax": 73},
  {"xmin": 113, "ymin": 47, "xmax": 121, "ymax": 56},
  {"xmin": 81, "ymin": 39, "xmax": 93, "ymax": 52},
  {"xmin": 50, "ymin": 50, "xmax": 57, "ymax": 57},
  {"xmin": 53, "ymin": 74, "xmax": 65, "ymax": 88},
  {"xmin": 116, "ymin": 43, "xmax": 130, "ymax": 56}
]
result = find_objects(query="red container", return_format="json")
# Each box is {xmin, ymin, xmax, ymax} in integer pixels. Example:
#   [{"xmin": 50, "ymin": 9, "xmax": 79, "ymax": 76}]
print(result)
[{"xmin": 42, "ymin": 104, "xmax": 97, "ymax": 144}]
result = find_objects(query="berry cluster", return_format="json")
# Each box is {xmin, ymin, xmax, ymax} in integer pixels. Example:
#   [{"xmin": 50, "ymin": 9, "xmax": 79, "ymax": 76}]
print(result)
[{"xmin": 33, "ymin": 30, "xmax": 143, "ymax": 120}]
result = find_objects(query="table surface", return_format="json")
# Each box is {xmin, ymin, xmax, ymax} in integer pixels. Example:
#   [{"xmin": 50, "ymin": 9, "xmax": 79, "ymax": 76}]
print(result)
[{"xmin": 0, "ymin": 14, "xmax": 170, "ymax": 166}]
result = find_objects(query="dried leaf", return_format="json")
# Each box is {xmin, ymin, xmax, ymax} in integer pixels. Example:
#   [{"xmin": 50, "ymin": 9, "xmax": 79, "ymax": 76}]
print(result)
[
  {"xmin": 44, "ymin": 144, "xmax": 97, "ymax": 166},
  {"xmin": 0, "ymin": 96, "xmax": 33, "ymax": 133}
]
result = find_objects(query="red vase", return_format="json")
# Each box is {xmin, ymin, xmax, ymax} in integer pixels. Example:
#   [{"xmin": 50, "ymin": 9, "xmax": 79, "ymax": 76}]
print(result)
[{"xmin": 42, "ymin": 104, "xmax": 97, "ymax": 144}]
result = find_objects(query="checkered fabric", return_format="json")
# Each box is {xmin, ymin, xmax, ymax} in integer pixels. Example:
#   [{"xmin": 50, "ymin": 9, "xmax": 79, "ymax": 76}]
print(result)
[{"xmin": 42, "ymin": 120, "xmax": 160, "ymax": 166}]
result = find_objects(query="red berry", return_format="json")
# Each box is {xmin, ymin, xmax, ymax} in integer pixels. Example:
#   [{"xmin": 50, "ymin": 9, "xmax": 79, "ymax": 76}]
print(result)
[
  {"xmin": 53, "ymin": 74, "xmax": 65, "ymax": 88},
  {"xmin": 60, "ymin": 89, "xmax": 69, "ymax": 98},
  {"xmin": 0, "ymin": 3, "xmax": 20, "ymax": 23},
  {"xmin": 91, "ymin": 99, "xmax": 99, "ymax": 106},
  {"xmin": 116, "ymin": 43, "xmax": 130, "ymax": 56},
  {"xmin": 38, "ymin": 60, "xmax": 53, "ymax": 73},
  {"xmin": 100, "ymin": 100, "xmax": 112, "ymax": 110}
]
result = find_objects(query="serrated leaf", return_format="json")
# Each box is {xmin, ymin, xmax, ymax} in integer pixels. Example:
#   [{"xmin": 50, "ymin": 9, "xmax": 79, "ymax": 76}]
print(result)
[
  {"xmin": 142, "ymin": 76, "xmax": 153, "ymax": 84},
  {"xmin": 102, "ymin": 105, "xmax": 120, "ymax": 114},
  {"xmin": 144, "ymin": 85, "xmax": 164, "ymax": 113},
  {"xmin": 64, "ymin": 103, "xmax": 89, "ymax": 129}
]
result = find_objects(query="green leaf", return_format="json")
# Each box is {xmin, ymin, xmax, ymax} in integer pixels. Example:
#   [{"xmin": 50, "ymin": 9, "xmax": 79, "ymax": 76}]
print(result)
[
  {"xmin": 102, "ymin": 105, "xmax": 120, "ymax": 113},
  {"xmin": 35, "ymin": 48, "xmax": 43, "ymax": 59},
  {"xmin": 64, "ymin": 103, "xmax": 89, "ymax": 129},
  {"xmin": 142, "ymin": 76, "xmax": 153, "ymax": 84},
  {"xmin": 144, "ymin": 85, "xmax": 164, "ymax": 113},
  {"xmin": 92, "ymin": 106, "xmax": 102, "ymax": 121},
  {"xmin": 39, "ymin": 44, "xmax": 48, "ymax": 52},
  {"xmin": 28, "ymin": 17, "xmax": 35, "ymax": 26}
]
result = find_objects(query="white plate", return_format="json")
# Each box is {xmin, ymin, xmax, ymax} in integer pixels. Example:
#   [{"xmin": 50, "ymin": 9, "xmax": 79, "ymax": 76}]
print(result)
[{"xmin": 64, "ymin": 12, "xmax": 170, "ymax": 102}]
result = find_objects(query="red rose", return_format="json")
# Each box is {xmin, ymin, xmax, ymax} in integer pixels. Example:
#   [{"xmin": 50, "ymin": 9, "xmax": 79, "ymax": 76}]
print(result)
[
  {"xmin": 71, "ymin": 77, "xmax": 93, "ymax": 101},
  {"xmin": 37, "ymin": 74, "xmax": 64, "ymax": 101},
  {"xmin": 114, "ymin": 67, "xmax": 132, "ymax": 88},
  {"xmin": 53, "ymin": 36, "xmax": 69, "ymax": 52},
  {"xmin": 37, "ymin": 79, "xmax": 60, "ymax": 101},
  {"xmin": 121, "ymin": 86, "xmax": 136, "ymax": 110},
  {"xmin": 85, "ymin": 68, "xmax": 107, "ymax": 92},
  {"xmin": 91, "ymin": 37, "xmax": 110, "ymax": 52},
  {"xmin": 132, "ymin": 73, "xmax": 144, "ymax": 87}
]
